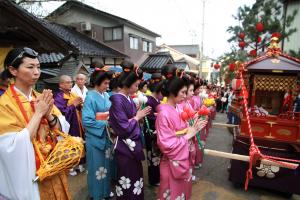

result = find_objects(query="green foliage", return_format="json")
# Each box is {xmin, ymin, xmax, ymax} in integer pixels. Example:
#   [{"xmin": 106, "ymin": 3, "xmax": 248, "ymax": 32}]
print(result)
[
  {"xmin": 225, "ymin": 0, "xmax": 297, "ymax": 63},
  {"xmin": 289, "ymin": 49, "xmax": 300, "ymax": 59}
]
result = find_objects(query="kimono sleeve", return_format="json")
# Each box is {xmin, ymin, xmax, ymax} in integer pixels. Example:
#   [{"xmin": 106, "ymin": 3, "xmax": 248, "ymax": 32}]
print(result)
[
  {"xmin": 51, "ymin": 105, "xmax": 70, "ymax": 134},
  {"xmin": 82, "ymin": 94, "xmax": 107, "ymax": 138},
  {"xmin": 155, "ymin": 112, "xmax": 189, "ymax": 160},
  {"xmin": 0, "ymin": 129, "xmax": 40, "ymax": 199},
  {"xmin": 109, "ymin": 97, "xmax": 139, "ymax": 138},
  {"xmin": 54, "ymin": 93, "xmax": 77, "ymax": 121}
]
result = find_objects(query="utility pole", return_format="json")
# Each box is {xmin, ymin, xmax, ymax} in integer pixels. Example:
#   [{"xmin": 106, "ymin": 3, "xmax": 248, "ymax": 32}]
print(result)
[{"xmin": 199, "ymin": 0, "xmax": 205, "ymax": 79}]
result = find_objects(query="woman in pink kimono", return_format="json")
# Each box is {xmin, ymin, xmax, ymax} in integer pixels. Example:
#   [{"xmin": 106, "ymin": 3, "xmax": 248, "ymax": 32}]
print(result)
[
  {"xmin": 156, "ymin": 66, "xmax": 206, "ymax": 200},
  {"xmin": 191, "ymin": 82, "xmax": 202, "ymax": 111},
  {"xmin": 177, "ymin": 79, "xmax": 203, "ymax": 170}
]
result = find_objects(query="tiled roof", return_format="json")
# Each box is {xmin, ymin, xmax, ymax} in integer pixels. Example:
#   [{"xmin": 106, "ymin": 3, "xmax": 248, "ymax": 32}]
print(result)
[
  {"xmin": 0, "ymin": 0, "xmax": 76, "ymax": 55},
  {"xmin": 38, "ymin": 53, "xmax": 65, "ymax": 64},
  {"xmin": 1, "ymin": 1, "xmax": 127, "ymax": 60},
  {"xmin": 169, "ymin": 45, "xmax": 200, "ymax": 55},
  {"xmin": 43, "ymin": 22, "xmax": 128, "ymax": 58},
  {"xmin": 140, "ymin": 52, "xmax": 174, "ymax": 71},
  {"xmin": 41, "ymin": 68, "xmax": 60, "ymax": 76},
  {"xmin": 44, "ymin": 59, "xmax": 90, "ymax": 84}
]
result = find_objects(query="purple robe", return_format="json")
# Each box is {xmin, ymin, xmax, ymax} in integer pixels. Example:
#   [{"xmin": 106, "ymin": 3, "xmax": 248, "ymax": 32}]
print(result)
[
  {"xmin": 0, "ymin": 89, "xmax": 5, "ymax": 96},
  {"xmin": 146, "ymin": 95, "xmax": 160, "ymax": 121},
  {"xmin": 109, "ymin": 93, "xmax": 145, "ymax": 200},
  {"xmin": 54, "ymin": 90, "xmax": 82, "ymax": 137},
  {"xmin": 144, "ymin": 95, "xmax": 160, "ymax": 185}
]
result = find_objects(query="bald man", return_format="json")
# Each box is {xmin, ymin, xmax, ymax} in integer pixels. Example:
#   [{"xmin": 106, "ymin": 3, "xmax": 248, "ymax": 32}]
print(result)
[
  {"xmin": 54, "ymin": 75, "xmax": 85, "ymax": 176},
  {"xmin": 71, "ymin": 73, "xmax": 88, "ymax": 101}
]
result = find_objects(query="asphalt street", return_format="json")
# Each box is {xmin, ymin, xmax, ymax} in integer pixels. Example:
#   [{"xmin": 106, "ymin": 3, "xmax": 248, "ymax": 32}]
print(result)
[{"xmin": 69, "ymin": 113, "xmax": 300, "ymax": 200}]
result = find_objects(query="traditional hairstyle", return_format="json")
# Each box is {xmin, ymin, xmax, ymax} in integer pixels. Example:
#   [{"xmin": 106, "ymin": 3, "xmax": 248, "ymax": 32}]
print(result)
[
  {"xmin": 118, "ymin": 60, "xmax": 143, "ymax": 88},
  {"xmin": 90, "ymin": 67, "xmax": 113, "ymax": 87},
  {"xmin": 4, "ymin": 47, "xmax": 38, "ymax": 78},
  {"xmin": 138, "ymin": 81, "xmax": 148, "ymax": 90},
  {"xmin": 148, "ymin": 73, "xmax": 163, "ymax": 93},
  {"xmin": 109, "ymin": 72, "xmax": 121, "ymax": 91},
  {"xmin": 194, "ymin": 81, "xmax": 201, "ymax": 91},
  {"xmin": 90, "ymin": 60, "xmax": 104, "ymax": 69},
  {"xmin": 161, "ymin": 64, "xmax": 189, "ymax": 97},
  {"xmin": 120, "ymin": 60, "xmax": 134, "ymax": 72},
  {"xmin": 0, "ymin": 70, "xmax": 9, "ymax": 81}
]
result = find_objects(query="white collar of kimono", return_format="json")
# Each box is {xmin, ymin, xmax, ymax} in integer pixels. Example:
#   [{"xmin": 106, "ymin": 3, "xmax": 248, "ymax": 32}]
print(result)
[
  {"xmin": 118, "ymin": 92, "xmax": 131, "ymax": 102},
  {"xmin": 97, "ymin": 91, "xmax": 106, "ymax": 98},
  {"xmin": 14, "ymin": 85, "xmax": 33, "ymax": 101},
  {"xmin": 74, "ymin": 84, "xmax": 88, "ymax": 93}
]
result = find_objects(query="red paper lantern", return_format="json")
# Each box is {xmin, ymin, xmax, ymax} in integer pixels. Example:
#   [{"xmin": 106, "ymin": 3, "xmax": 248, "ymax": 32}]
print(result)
[
  {"xmin": 214, "ymin": 63, "xmax": 221, "ymax": 70},
  {"xmin": 256, "ymin": 22, "xmax": 264, "ymax": 32},
  {"xmin": 181, "ymin": 111, "xmax": 189, "ymax": 121},
  {"xmin": 239, "ymin": 41, "xmax": 246, "ymax": 48},
  {"xmin": 257, "ymin": 36, "xmax": 262, "ymax": 43},
  {"xmin": 229, "ymin": 63, "xmax": 235, "ymax": 71},
  {"xmin": 231, "ymin": 78, "xmax": 242, "ymax": 90},
  {"xmin": 238, "ymin": 32, "xmax": 245, "ymax": 39},
  {"xmin": 249, "ymin": 49, "xmax": 257, "ymax": 57},
  {"xmin": 272, "ymin": 32, "xmax": 281, "ymax": 39}
]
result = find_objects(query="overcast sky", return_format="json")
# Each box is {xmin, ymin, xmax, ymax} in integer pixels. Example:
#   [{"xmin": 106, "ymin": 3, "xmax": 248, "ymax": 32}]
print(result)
[{"xmin": 42, "ymin": 0, "xmax": 255, "ymax": 59}]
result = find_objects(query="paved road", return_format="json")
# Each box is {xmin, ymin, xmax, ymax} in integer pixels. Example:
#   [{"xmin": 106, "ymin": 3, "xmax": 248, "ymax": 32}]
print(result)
[{"xmin": 69, "ymin": 113, "xmax": 300, "ymax": 200}]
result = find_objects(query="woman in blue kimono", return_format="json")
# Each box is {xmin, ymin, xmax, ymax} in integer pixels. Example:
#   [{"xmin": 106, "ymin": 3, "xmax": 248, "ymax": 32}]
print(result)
[
  {"xmin": 82, "ymin": 68, "xmax": 113, "ymax": 200},
  {"xmin": 109, "ymin": 61, "xmax": 151, "ymax": 200}
]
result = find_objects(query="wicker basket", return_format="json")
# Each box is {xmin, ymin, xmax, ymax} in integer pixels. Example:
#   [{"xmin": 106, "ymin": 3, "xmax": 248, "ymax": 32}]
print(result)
[{"xmin": 33, "ymin": 129, "xmax": 84, "ymax": 181}]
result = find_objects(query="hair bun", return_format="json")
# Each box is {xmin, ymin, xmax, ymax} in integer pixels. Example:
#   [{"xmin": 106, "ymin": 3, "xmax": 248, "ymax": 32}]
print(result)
[{"xmin": 121, "ymin": 60, "xmax": 134, "ymax": 72}]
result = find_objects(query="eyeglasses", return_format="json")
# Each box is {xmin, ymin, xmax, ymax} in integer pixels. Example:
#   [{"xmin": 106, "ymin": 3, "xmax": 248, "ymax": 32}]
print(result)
[{"xmin": 10, "ymin": 47, "xmax": 38, "ymax": 66}]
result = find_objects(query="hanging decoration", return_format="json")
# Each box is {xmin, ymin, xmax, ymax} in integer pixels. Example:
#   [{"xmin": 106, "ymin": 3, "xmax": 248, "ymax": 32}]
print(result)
[
  {"xmin": 256, "ymin": 22, "xmax": 264, "ymax": 32},
  {"xmin": 235, "ymin": 20, "xmax": 283, "ymax": 59},
  {"xmin": 257, "ymin": 36, "xmax": 262, "ymax": 43},
  {"xmin": 272, "ymin": 32, "xmax": 281, "ymax": 39},
  {"xmin": 239, "ymin": 41, "xmax": 246, "ymax": 49},
  {"xmin": 238, "ymin": 32, "xmax": 245, "ymax": 39},
  {"xmin": 214, "ymin": 63, "xmax": 221, "ymax": 70},
  {"xmin": 249, "ymin": 49, "xmax": 257, "ymax": 57},
  {"xmin": 229, "ymin": 63, "xmax": 236, "ymax": 71}
]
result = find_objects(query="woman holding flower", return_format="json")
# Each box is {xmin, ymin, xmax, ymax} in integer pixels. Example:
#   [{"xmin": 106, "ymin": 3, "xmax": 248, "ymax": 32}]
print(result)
[
  {"xmin": 109, "ymin": 61, "xmax": 151, "ymax": 200},
  {"xmin": 156, "ymin": 65, "xmax": 207, "ymax": 200}
]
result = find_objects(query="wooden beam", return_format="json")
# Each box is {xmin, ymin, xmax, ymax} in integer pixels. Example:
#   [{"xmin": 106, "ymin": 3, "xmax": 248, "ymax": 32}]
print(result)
[
  {"xmin": 212, "ymin": 122, "xmax": 239, "ymax": 127},
  {"xmin": 204, "ymin": 149, "xmax": 299, "ymax": 169}
]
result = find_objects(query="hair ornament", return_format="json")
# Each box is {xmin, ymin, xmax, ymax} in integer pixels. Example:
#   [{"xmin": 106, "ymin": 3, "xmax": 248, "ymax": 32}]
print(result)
[{"xmin": 134, "ymin": 64, "xmax": 140, "ymax": 77}]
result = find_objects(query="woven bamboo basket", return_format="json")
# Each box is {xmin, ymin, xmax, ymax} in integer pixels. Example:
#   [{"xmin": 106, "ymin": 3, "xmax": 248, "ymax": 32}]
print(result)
[{"xmin": 33, "ymin": 129, "xmax": 84, "ymax": 181}]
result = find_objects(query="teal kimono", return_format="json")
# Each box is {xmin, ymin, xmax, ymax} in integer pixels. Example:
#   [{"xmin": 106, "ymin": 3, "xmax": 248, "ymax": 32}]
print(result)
[{"xmin": 82, "ymin": 90, "xmax": 112, "ymax": 200}]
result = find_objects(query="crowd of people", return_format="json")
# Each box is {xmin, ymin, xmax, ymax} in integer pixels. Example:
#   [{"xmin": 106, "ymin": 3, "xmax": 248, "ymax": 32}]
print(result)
[{"xmin": 0, "ymin": 47, "xmax": 231, "ymax": 200}]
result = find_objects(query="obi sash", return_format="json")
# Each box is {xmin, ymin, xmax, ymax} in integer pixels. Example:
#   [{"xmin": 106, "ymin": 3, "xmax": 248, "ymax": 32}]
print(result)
[{"xmin": 96, "ymin": 112, "xmax": 109, "ymax": 120}]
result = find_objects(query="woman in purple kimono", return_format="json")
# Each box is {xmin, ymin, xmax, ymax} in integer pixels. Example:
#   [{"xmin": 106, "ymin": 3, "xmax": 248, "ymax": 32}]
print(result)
[
  {"xmin": 143, "ymin": 73, "xmax": 163, "ymax": 186},
  {"xmin": 109, "ymin": 61, "xmax": 151, "ymax": 200},
  {"xmin": 156, "ymin": 65, "xmax": 207, "ymax": 200}
]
